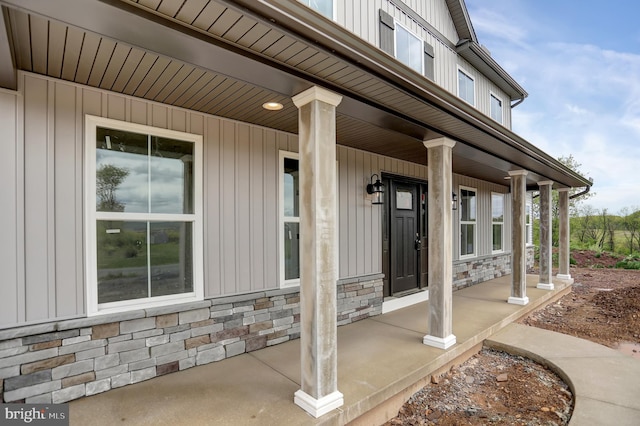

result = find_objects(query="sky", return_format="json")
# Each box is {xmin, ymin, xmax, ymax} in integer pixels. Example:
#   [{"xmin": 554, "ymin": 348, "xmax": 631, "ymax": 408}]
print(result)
[{"xmin": 466, "ymin": 0, "xmax": 640, "ymax": 214}]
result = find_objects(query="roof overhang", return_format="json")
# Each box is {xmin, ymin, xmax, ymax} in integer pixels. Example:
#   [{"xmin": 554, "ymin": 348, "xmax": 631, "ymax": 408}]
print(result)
[
  {"xmin": 456, "ymin": 39, "xmax": 528, "ymax": 102},
  {"xmin": 0, "ymin": 0, "xmax": 590, "ymax": 191},
  {"xmin": 0, "ymin": 7, "xmax": 16, "ymax": 89}
]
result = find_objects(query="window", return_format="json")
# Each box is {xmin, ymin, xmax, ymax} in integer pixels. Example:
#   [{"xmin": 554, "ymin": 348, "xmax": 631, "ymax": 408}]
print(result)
[
  {"xmin": 492, "ymin": 193, "xmax": 504, "ymax": 252},
  {"xmin": 490, "ymin": 93, "xmax": 503, "ymax": 124},
  {"xmin": 526, "ymin": 201, "xmax": 533, "ymax": 246},
  {"xmin": 300, "ymin": 0, "xmax": 334, "ymax": 19},
  {"xmin": 280, "ymin": 152, "xmax": 300, "ymax": 287},
  {"xmin": 459, "ymin": 187, "xmax": 477, "ymax": 257},
  {"xmin": 458, "ymin": 68, "xmax": 475, "ymax": 105},
  {"xmin": 85, "ymin": 116, "xmax": 203, "ymax": 315},
  {"xmin": 395, "ymin": 23, "xmax": 423, "ymax": 74}
]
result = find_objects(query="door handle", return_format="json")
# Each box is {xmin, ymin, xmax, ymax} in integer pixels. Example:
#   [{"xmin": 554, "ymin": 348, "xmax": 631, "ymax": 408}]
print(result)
[{"xmin": 415, "ymin": 233, "xmax": 421, "ymax": 250}]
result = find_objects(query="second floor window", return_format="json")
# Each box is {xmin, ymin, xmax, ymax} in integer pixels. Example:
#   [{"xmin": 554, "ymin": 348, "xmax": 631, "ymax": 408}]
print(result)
[
  {"xmin": 395, "ymin": 24, "xmax": 422, "ymax": 74},
  {"xmin": 491, "ymin": 94, "xmax": 503, "ymax": 124},
  {"xmin": 458, "ymin": 69, "xmax": 475, "ymax": 106},
  {"xmin": 301, "ymin": 0, "xmax": 334, "ymax": 19}
]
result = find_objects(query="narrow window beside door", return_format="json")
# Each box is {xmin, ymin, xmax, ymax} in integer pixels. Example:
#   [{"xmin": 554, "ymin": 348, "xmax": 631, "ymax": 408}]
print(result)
[
  {"xmin": 460, "ymin": 187, "xmax": 477, "ymax": 258},
  {"xmin": 280, "ymin": 152, "xmax": 300, "ymax": 287}
]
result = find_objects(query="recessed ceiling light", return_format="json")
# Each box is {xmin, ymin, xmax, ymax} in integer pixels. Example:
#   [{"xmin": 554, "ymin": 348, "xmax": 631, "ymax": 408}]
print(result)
[{"xmin": 262, "ymin": 101, "xmax": 283, "ymax": 111}]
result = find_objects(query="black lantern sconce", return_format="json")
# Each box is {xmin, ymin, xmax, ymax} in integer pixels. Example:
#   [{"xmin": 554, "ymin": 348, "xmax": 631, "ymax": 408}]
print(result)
[
  {"xmin": 452, "ymin": 192, "xmax": 458, "ymax": 210},
  {"xmin": 366, "ymin": 174, "xmax": 384, "ymax": 205}
]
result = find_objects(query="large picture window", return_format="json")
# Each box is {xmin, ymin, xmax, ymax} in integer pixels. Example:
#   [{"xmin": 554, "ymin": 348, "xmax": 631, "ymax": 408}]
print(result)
[
  {"xmin": 460, "ymin": 187, "xmax": 477, "ymax": 258},
  {"xmin": 280, "ymin": 152, "xmax": 300, "ymax": 287},
  {"xmin": 492, "ymin": 193, "xmax": 505, "ymax": 252},
  {"xmin": 85, "ymin": 116, "xmax": 203, "ymax": 315}
]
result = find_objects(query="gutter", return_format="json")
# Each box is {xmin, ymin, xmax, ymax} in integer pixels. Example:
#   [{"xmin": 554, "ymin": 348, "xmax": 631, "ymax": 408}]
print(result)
[{"xmin": 456, "ymin": 39, "xmax": 528, "ymax": 102}]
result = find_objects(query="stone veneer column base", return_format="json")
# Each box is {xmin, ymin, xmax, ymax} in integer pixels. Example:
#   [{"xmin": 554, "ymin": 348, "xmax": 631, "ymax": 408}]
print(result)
[
  {"xmin": 536, "ymin": 283, "xmax": 554, "ymax": 290},
  {"xmin": 294, "ymin": 390, "xmax": 344, "ymax": 418},
  {"xmin": 423, "ymin": 334, "xmax": 456, "ymax": 350},
  {"xmin": 508, "ymin": 296, "xmax": 529, "ymax": 305}
]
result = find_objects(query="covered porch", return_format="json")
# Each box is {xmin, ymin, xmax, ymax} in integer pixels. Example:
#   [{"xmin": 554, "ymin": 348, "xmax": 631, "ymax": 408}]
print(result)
[{"xmin": 69, "ymin": 273, "xmax": 573, "ymax": 425}]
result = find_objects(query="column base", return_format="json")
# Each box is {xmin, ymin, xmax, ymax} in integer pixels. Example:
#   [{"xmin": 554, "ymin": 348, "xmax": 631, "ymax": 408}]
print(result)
[
  {"xmin": 423, "ymin": 334, "xmax": 457, "ymax": 350},
  {"xmin": 536, "ymin": 283, "xmax": 554, "ymax": 290},
  {"xmin": 294, "ymin": 390, "xmax": 344, "ymax": 418},
  {"xmin": 507, "ymin": 296, "xmax": 529, "ymax": 305},
  {"xmin": 556, "ymin": 273, "xmax": 573, "ymax": 283}
]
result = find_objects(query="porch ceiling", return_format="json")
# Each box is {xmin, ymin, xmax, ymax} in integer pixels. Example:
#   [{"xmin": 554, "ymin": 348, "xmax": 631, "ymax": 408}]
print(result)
[{"xmin": 0, "ymin": 0, "xmax": 591, "ymax": 190}]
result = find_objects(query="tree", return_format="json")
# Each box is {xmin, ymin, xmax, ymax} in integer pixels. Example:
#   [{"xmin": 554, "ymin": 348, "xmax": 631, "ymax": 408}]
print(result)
[
  {"xmin": 532, "ymin": 154, "xmax": 595, "ymax": 246},
  {"xmin": 96, "ymin": 164, "xmax": 129, "ymax": 212},
  {"xmin": 619, "ymin": 207, "xmax": 640, "ymax": 254}
]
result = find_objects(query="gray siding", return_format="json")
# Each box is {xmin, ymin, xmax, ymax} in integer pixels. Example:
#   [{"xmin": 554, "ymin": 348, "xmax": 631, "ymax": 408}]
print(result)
[
  {"xmin": 0, "ymin": 89, "xmax": 21, "ymax": 326},
  {"xmin": 332, "ymin": 0, "xmax": 512, "ymax": 128},
  {"xmin": 2, "ymin": 72, "xmax": 412, "ymax": 327},
  {"xmin": 453, "ymin": 174, "xmax": 512, "ymax": 259}
]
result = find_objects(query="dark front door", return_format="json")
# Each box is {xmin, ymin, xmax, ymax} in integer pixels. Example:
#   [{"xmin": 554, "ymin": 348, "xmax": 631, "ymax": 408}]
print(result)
[{"xmin": 389, "ymin": 182, "xmax": 420, "ymax": 294}]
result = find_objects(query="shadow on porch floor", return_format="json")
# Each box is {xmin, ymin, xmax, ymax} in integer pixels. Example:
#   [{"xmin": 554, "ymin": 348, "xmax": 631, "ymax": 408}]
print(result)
[{"xmin": 69, "ymin": 275, "xmax": 570, "ymax": 426}]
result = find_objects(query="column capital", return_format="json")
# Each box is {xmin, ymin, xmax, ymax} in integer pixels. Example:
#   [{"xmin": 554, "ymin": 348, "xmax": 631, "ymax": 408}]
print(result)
[
  {"xmin": 537, "ymin": 180, "xmax": 554, "ymax": 187},
  {"xmin": 423, "ymin": 137, "xmax": 456, "ymax": 149},
  {"xmin": 508, "ymin": 170, "xmax": 529, "ymax": 177},
  {"xmin": 292, "ymin": 86, "xmax": 342, "ymax": 108},
  {"xmin": 557, "ymin": 187, "xmax": 571, "ymax": 193}
]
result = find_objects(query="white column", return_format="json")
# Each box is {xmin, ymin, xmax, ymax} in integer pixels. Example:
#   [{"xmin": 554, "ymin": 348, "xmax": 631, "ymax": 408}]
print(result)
[
  {"xmin": 508, "ymin": 170, "xmax": 529, "ymax": 305},
  {"xmin": 537, "ymin": 181, "xmax": 554, "ymax": 290},
  {"xmin": 292, "ymin": 86, "xmax": 343, "ymax": 418},
  {"xmin": 423, "ymin": 138, "xmax": 456, "ymax": 350},
  {"xmin": 557, "ymin": 188, "xmax": 573, "ymax": 282}
]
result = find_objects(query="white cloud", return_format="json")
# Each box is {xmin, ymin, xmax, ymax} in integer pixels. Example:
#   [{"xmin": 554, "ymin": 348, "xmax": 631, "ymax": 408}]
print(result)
[{"xmin": 467, "ymin": 1, "xmax": 640, "ymax": 213}]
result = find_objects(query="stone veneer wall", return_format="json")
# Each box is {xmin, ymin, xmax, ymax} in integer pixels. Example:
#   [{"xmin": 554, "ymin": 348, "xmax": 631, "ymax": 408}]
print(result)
[
  {"xmin": 453, "ymin": 254, "xmax": 512, "ymax": 290},
  {"xmin": 0, "ymin": 275, "xmax": 383, "ymax": 404}
]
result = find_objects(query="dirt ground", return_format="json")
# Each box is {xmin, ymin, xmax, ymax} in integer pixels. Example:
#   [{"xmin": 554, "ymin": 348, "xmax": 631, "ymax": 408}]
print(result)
[{"xmin": 385, "ymin": 252, "xmax": 640, "ymax": 425}]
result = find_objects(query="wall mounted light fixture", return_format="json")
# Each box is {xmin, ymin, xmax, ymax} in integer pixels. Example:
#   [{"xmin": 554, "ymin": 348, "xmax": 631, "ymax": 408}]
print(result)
[
  {"xmin": 452, "ymin": 192, "xmax": 458, "ymax": 210},
  {"xmin": 366, "ymin": 174, "xmax": 384, "ymax": 205}
]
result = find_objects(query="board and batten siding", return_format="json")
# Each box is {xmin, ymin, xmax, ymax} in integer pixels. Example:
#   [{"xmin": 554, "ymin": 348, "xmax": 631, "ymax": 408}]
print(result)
[
  {"xmin": 0, "ymin": 88, "xmax": 22, "ymax": 326},
  {"xmin": 1, "ymin": 72, "xmax": 394, "ymax": 327},
  {"xmin": 330, "ymin": 0, "xmax": 512, "ymax": 129},
  {"xmin": 453, "ymin": 174, "xmax": 512, "ymax": 259}
]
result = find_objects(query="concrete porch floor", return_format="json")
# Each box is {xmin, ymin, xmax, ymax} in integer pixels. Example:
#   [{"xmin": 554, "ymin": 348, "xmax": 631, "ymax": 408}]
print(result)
[{"xmin": 69, "ymin": 275, "xmax": 572, "ymax": 425}]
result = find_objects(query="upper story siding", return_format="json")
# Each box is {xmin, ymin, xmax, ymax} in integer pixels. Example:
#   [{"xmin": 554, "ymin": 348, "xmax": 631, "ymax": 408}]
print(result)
[{"xmin": 303, "ymin": 0, "xmax": 513, "ymax": 129}]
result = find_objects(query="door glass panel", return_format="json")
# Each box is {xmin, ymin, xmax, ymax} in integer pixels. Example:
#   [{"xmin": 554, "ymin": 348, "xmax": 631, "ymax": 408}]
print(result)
[
  {"xmin": 96, "ymin": 220, "xmax": 148, "ymax": 304},
  {"xmin": 396, "ymin": 190, "xmax": 413, "ymax": 210},
  {"xmin": 150, "ymin": 222, "xmax": 193, "ymax": 296}
]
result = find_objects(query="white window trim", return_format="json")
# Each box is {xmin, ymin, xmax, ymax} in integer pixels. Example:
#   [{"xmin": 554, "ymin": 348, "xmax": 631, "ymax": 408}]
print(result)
[
  {"xmin": 279, "ymin": 151, "xmax": 340, "ymax": 288},
  {"xmin": 394, "ymin": 21, "xmax": 424, "ymax": 74},
  {"xmin": 84, "ymin": 115, "xmax": 204, "ymax": 316},
  {"xmin": 459, "ymin": 185, "xmax": 477, "ymax": 259},
  {"xmin": 491, "ymin": 192, "xmax": 505, "ymax": 254},
  {"xmin": 457, "ymin": 66, "xmax": 476, "ymax": 106},
  {"xmin": 279, "ymin": 151, "xmax": 300, "ymax": 288},
  {"xmin": 490, "ymin": 91, "xmax": 504, "ymax": 124},
  {"xmin": 525, "ymin": 199, "xmax": 533, "ymax": 246}
]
